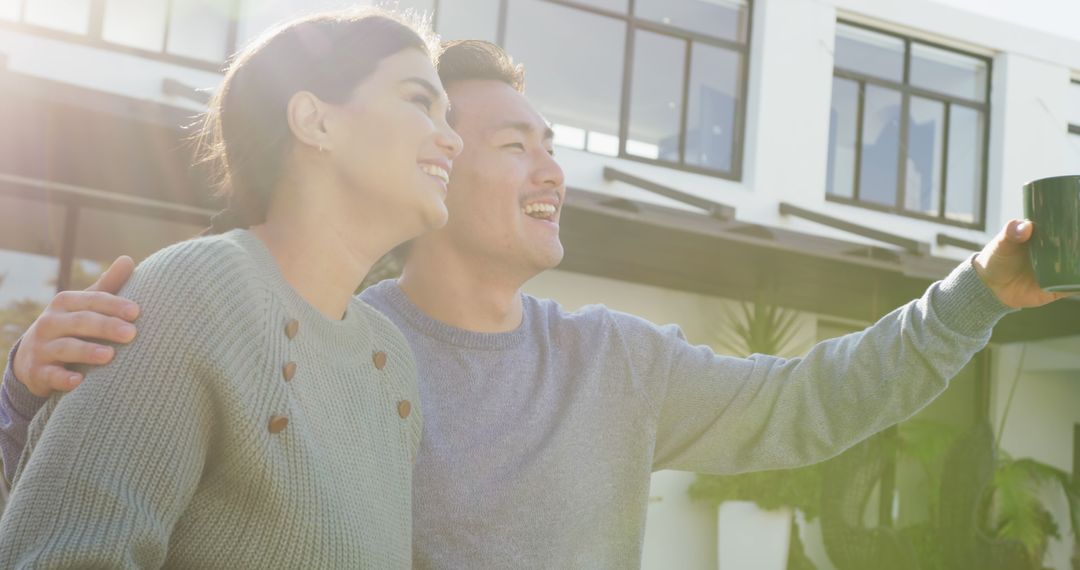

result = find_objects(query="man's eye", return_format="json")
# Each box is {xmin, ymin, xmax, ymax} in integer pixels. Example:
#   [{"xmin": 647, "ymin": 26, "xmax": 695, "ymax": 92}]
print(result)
[{"xmin": 504, "ymin": 143, "xmax": 525, "ymax": 151}]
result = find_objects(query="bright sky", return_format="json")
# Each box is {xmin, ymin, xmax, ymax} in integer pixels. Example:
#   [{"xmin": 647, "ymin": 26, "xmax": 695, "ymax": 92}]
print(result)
[{"xmin": 931, "ymin": 0, "xmax": 1080, "ymax": 42}]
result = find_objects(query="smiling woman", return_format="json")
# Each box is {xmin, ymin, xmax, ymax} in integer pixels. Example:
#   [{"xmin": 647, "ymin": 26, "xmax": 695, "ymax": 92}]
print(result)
[{"xmin": 0, "ymin": 8, "xmax": 460, "ymax": 568}]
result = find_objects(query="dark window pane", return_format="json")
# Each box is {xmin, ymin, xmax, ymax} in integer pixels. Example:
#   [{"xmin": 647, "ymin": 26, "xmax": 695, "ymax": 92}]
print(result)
[
  {"xmin": 1068, "ymin": 81, "xmax": 1080, "ymax": 126},
  {"xmin": 102, "ymin": 0, "xmax": 167, "ymax": 51},
  {"xmin": 166, "ymin": 0, "xmax": 231, "ymax": 62},
  {"xmin": 944, "ymin": 105, "xmax": 984, "ymax": 223},
  {"xmin": 635, "ymin": 0, "xmax": 748, "ymax": 43},
  {"xmin": 685, "ymin": 42, "xmax": 740, "ymax": 172},
  {"xmin": 436, "ymin": 0, "xmax": 498, "ymax": 42},
  {"xmin": 910, "ymin": 43, "xmax": 987, "ymax": 103},
  {"xmin": 505, "ymin": 0, "xmax": 626, "ymax": 155},
  {"xmin": 24, "ymin": 0, "xmax": 91, "ymax": 33},
  {"xmin": 827, "ymin": 77, "xmax": 859, "ymax": 199},
  {"xmin": 904, "ymin": 96, "xmax": 945, "ymax": 216},
  {"xmin": 627, "ymin": 30, "xmax": 685, "ymax": 161},
  {"xmin": 834, "ymin": 23, "xmax": 903, "ymax": 83},
  {"xmin": 858, "ymin": 85, "xmax": 902, "ymax": 207}
]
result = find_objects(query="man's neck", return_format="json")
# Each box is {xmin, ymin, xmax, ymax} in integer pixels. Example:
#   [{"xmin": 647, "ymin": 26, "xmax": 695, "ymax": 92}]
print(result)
[{"xmin": 397, "ymin": 247, "xmax": 530, "ymax": 334}]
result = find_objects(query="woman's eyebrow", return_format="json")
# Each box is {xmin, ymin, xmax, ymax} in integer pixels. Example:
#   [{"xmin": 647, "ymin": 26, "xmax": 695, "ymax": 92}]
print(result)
[{"xmin": 399, "ymin": 77, "xmax": 445, "ymax": 100}]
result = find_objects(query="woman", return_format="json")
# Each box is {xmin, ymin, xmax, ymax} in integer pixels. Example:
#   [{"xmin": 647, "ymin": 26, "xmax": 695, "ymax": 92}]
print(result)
[{"xmin": 0, "ymin": 8, "xmax": 461, "ymax": 568}]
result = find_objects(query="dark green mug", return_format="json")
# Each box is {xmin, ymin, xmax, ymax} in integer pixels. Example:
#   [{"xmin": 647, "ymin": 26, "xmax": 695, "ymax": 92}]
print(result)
[{"xmin": 1023, "ymin": 174, "xmax": 1080, "ymax": 292}]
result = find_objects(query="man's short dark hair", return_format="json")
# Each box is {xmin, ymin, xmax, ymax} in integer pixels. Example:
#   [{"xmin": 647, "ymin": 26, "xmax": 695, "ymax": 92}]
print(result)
[{"xmin": 436, "ymin": 40, "xmax": 525, "ymax": 92}]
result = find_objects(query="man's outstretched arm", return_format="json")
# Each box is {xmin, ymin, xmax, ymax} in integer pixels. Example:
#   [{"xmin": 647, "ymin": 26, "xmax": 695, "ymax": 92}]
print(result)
[
  {"xmin": 1, "ymin": 256, "xmax": 139, "ymax": 485},
  {"xmin": 646, "ymin": 220, "xmax": 1070, "ymax": 474}
]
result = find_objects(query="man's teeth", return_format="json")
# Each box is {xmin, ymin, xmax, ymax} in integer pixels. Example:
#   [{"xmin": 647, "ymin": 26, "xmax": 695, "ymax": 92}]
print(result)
[
  {"xmin": 420, "ymin": 164, "xmax": 450, "ymax": 184},
  {"xmin": 523, "ymin": 203, "xmax": 557, "ymax": 218}
]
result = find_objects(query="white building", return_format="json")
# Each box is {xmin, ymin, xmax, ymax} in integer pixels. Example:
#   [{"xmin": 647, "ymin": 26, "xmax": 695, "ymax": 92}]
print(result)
[{"xmin": 1, "ymin": 0, "xmax": 1079, "ymax": 568}]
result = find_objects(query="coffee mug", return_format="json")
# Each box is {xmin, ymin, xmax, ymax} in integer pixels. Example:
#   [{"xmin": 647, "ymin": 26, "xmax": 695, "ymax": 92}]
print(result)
[{"xmin": 1023, "ymin": 174, "xmax": 1080, "ymax": 292}]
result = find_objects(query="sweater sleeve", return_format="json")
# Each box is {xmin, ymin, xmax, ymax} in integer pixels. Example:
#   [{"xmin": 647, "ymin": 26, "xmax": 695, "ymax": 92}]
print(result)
[
  {"xmin": 645, "ymin": 256, "xmax": 1015, "ymax": 474},
  {"xmin": 1, "ymin": 339, "xmax": 47, "ymax": 488},
  {"xmin": 0, "ymin": 241, "xmax": 220, "ymax": 569}
]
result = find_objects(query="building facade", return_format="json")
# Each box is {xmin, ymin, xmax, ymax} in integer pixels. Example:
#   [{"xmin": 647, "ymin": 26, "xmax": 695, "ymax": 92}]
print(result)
[{"xmin": 1, "ymin": 0, "xmax": 1079, "ymax": 567}]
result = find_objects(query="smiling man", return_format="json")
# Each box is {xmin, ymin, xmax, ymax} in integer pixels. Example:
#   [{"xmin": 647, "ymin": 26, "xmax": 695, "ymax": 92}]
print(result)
[{"xmin": 1, "ymin": 40, "xmax": 1073, "ymax": 568}]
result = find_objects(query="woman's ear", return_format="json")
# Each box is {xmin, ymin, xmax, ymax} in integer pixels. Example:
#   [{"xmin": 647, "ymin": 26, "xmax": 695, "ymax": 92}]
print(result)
[{"xmin": 286, "ymin": 91, "xmax": 332, "ymax": 152}]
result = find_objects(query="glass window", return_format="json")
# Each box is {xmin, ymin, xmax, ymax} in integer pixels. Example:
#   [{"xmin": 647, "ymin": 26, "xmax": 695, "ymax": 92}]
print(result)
[
  {"xmin": 944, "ymin": 105, "xmax": 984, "ymax": 223},
  {"xmin": 436, "ymin": 0, "xmax": 498, "ymax": 42},
  {"xmin": 858, "ymin": 85, "xmax": 902, "ymax": 207},
  {"xmin": 166, "ymin": 0, "xmax": 232, "ymax": 62},
  {"xmin": 24, "ymin": 0, "xmax": 91, "ymax": 34},
  {"xmin": 829, "ymin": 21, "xmax": 989, "ymax": 226},
  {"xmin": 684, "ymin": 41, "xmax": 740, "ymax": 172},
  {"xmin": 834, "ymin": 23, "xmax": 904, "ymax": 83},
  {"xmin": 910, "ymin": 43, "xmax": 987, "ymax": 103},
  {"xmin": 0, "ymin": 0, "xmax": 20, "ymax": 21},
  {"xmin": 102, "ymin": 0, "xmax": 168, "ymax": 51},
  {"xmin": 635, "ymin": 0, "xmax": 748, "ymax": 43},
  {"xmin": 827, "ymin": 77, "xmax": 859, "ymax": 199},
  {"xmin": 1068, "ymin": 81, "xmax": 1080, "ymax": 127},
  {"xmin": 904, "ymin": 97, "xmax": 945, "ymax": 216},
  {"xmin": 0, "ymin": 195, "xmax": 66, "ymax": 371},
  {"xmin": 627, "ymin": 30, "xmax": 684, "ymax": 161},
  {"xmin": 505, "ymin": 0, "xmax": 626, "ymax": 154}
]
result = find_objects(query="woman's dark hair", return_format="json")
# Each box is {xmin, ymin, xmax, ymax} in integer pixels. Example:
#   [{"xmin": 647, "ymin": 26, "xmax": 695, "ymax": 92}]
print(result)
[{"xmin": 198, "ymin": 8, "xmax": 434, "ymax": 234}]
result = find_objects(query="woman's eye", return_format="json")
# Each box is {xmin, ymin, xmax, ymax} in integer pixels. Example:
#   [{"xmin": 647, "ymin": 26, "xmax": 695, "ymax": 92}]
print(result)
[
  {"xmin": 504, "ymin": 142, "xmax": 526, "ymax": 151},
  {"xmin": 411, "ymin": 94, "xmax": 433, "ymax": 111}
]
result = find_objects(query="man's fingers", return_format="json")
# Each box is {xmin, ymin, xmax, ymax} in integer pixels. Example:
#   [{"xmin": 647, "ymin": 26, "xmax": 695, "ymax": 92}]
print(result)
[
  {"xmin": 51, "ymin": 290, "xmax": 139, "ymax": 322},
  {"xmin": 42, "ymin": 337, "xmax": 115, "ymax": 367},
  {"xmin": 1004, "ymin": 219, "xmax": 1032, "ymax": 244},
  {"xmin": 87, "ymin": 255, "xmax": 135, "ymax": 295},
  {"xmin": 47, "ymin": 311, "xmax": 136, "ymax": 345},
  {"xmin": 34, "ymin": 365, "xmax": 83, "ymax": 395}
]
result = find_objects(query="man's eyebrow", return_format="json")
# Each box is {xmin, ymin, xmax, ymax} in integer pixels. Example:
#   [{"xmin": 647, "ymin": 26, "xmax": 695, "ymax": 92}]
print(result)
[{"xmin": 491, "ymin": 120, "xmax": 556, "ymax": 141}]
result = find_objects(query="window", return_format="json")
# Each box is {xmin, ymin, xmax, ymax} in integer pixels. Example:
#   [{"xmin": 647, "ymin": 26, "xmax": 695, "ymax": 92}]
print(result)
[
  {"xmin": 1068, "ymin": 80, "xmax": 1080, "ymax": 174},
  {"xmin": 826, "ymin": 22, "xmax": 991, "ymax": 228},
  {"xmin": 498, "ymin": 0, "xmax": 752, "ymax": 179},
  {"xmin": 8, "ymin": 0, "xmax": 239, "ymax": 68}
]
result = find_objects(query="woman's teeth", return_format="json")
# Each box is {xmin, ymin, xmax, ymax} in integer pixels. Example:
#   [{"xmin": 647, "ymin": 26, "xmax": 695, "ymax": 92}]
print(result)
[
  {"xmin": 523, "ymin": 203, "xmax": 557, "ymax": 219},
  {"xmin": 420, "ymin": 164, "xmax": 450, "ymax": 184}
]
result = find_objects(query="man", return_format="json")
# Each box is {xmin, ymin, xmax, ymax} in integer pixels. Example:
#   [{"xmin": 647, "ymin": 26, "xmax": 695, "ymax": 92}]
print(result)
[{"xmin": 1, "ymin": 40, "xmax": 1071, "ymax": 568}]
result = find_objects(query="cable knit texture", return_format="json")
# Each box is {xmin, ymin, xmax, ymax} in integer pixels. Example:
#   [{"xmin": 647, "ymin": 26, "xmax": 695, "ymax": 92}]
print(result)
[
  {"xmin": 0, "ymin": 229, "xmax": 421, "ymax": 569},
  {"xmin": 359, "ymin": 254, "xmax": 1016, "ymax": 569}
]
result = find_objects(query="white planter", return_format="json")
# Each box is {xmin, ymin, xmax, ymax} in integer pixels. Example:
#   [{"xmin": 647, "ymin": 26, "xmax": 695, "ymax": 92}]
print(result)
[{"xmin": 717, "ymin": 501, "xmax": 792, "ymax": 570}]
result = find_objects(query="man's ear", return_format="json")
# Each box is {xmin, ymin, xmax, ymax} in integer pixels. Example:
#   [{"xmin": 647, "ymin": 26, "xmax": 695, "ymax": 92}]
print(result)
[{"xmin": 286, "ymin": 91, "xmax": 332, "ymax": 152}]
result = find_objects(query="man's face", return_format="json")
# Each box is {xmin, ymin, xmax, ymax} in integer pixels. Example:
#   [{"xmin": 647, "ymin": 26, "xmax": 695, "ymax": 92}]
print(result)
[{"xmin": 412, "ymin": 79, "xmax": 565, "ymax": 278}]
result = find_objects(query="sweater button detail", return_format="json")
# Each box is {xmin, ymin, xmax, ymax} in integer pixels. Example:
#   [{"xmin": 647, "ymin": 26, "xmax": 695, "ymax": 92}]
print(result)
[
  {"xmin": 283, "ymin": 362, "xmax": 297, "ymax": 382},
  {"xmin": 373, "ymin": 351, "xmax": 388, "ymax": 370},
  {"xmin": 285, "ymin": 319, "xmax": 299, "ymax": 339},
  {"xmin": 268, "ymin": 415, "xmax": 289, "ymax": 433},
  {"xmin": 397, "ymin": 400, "xmax": 412, "ymax": 419}
]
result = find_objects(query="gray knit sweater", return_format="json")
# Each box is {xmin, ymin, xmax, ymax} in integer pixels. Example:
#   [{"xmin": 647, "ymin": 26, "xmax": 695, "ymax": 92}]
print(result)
[{"xmin": 0, "ymin": 230, "xmax": 422, "ymax": 568}]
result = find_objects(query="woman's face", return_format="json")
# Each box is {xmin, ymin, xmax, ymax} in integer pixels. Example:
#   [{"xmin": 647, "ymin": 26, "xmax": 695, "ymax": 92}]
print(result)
[{"xmin": 322, "ymin": 48, "xmax": 462, "ymax": 237}]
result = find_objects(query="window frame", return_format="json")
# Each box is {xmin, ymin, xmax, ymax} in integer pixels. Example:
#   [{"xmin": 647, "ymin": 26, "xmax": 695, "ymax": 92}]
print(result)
[
  {"xmin": 466, "ymin": 0, "xmax": 754, "ymax": 181},
  {"xmin": 828, "ymin": 19, "xmax": 992, "ymax": 230},
  {"xmin": 1069, "ymin": 78, "xmax": 1080, "ymax": 135},
  {"xmin": 1, "ymin": 0, "xmax": 239, "ymax": 72}
]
